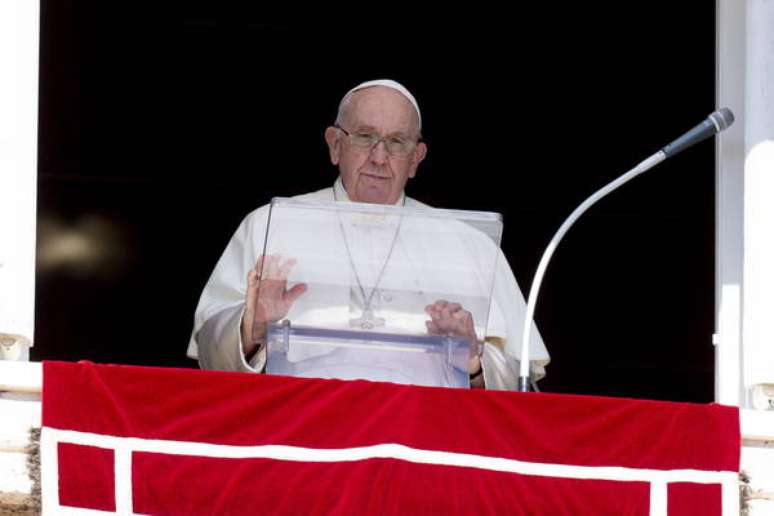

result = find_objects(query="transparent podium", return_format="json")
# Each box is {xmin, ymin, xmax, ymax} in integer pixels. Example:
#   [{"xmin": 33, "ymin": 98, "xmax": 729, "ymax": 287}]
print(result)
[{"xmin": 262, "ymin": 198, "xmax": 503, "ymax": 389}]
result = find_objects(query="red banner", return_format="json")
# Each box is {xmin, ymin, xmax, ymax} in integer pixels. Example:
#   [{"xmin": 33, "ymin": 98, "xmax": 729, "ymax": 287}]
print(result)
[{"xmin": 41, "ymin": 361, "xmax": 739, "ymax": 515}]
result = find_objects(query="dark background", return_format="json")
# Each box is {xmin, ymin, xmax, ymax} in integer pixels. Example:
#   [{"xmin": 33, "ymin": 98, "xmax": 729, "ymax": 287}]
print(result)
[{"xmin": 34, "ymin": 4, "xmax": 716, "ymax": 402}]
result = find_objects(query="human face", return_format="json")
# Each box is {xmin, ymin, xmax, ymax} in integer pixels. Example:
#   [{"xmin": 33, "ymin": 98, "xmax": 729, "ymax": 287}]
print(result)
[{"xmin": 325, "ymin": 87, "xmax": 427, "ymax": 204}]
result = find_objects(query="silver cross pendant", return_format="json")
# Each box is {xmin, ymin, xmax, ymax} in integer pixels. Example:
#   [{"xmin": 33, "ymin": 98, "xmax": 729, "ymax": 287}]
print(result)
[{"xmin": 349, "ymin": 310, "xmax": 386, "ymax": 330}]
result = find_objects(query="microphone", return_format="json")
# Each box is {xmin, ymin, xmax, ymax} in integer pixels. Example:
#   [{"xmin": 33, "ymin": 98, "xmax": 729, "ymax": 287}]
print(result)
[
  {"xmin": 518, "ymin": 108, "xmax": 735, "ymax": 392},
  {"xmin": 661, "ymin": 108, "xmax": 735, "ymax": 158}
]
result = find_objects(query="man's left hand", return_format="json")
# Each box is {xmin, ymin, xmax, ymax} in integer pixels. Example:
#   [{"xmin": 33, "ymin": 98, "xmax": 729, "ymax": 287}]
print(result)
[{"xmin": 424, "ymin": 300, "xmax": 482, "ymax": 379}]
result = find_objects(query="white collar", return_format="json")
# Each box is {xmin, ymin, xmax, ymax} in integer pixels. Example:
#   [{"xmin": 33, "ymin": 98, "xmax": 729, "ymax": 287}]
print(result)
[{"xmin": 333, "ymin": 177, "xmax": 406, "ymax": 206}]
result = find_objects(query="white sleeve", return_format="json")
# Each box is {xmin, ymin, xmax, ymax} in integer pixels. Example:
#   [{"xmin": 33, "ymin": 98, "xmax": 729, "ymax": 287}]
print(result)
[
  {"xmin": 196, "ymin": 304, "xmax": 264, "ymax": 373},
  {"xmin": 188, "ymin": 206, "xmax": 269, "ymax": 372},
  {"xmin": 488, "ymin": 249, "xmax": 550, "ymax": 381}
]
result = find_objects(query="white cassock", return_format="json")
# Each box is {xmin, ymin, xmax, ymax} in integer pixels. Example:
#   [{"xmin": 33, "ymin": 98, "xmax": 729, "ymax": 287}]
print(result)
[{"xmin": 188, "ymin": 178, "xmax": 550, "ymax": 390}]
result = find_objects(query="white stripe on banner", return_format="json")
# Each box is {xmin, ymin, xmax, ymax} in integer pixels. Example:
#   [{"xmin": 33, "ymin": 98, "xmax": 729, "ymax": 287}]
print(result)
[
  {"xmin": 39, "ymin": 428, "xmax": 60, "ymax": 513},
  {"xmin": 40, "ymin": 427, "xmax": 739, "ymax": 516},
  {"xmin": 722, "ymin": 476, "xmax": 741, "ymax": 515},
  {"xmin": 113, "ymin": 444, "xmax": 132, "ymax": 514},
  {"xmin": 650, "ymin": 481, "xmax": 667, "ymax": 516}
]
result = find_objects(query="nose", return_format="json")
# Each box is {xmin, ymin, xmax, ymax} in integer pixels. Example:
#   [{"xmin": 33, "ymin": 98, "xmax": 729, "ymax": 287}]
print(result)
[{"xmin": 369, "ymin": 139, "xmax": 390, "ymax": 164}]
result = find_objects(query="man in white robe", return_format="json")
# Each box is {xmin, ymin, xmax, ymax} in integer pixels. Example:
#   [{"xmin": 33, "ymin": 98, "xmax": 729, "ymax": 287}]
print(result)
[{"xmin": 188, "ymin": 79, "xmax": 549, "ymax": 389}]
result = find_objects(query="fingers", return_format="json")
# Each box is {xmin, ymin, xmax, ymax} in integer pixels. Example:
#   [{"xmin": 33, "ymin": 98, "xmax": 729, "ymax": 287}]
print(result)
[
  {"xmin": 253, "ymin": 254, "xmax": 268, "ymax": 278},
  {"xmin": 425, "ymin": 299, "xmax": 448, "ymax": 313},
  {"xmin": 425, "ymin": 320, "xmax": 441, "ymax": 335},
  {"xmin": 258, "ymin": 255, "xmax": 279, "ymax": 280},
  {"xmin": 277, "ymin": 258, "xmax": 297, "ymax": 279},
  {"xmin": 462, "ymin": 310, "xmax": 475, "ymax": 334},
  {"xmin": 255, "ymin": 255, "xmax": 297, "ymax": 283},
  {"xmin": 284, "ymin": 283, "xmax": 308, "ymax": 304},
  {"xmin": 248, "ymin": 254, "xmax": 307, "ymax": 325},
  {"xmin": 425, "ymin": 300, "xmax": 464, "ymax": 321},
  {"xmin": 442, "ymin": 303, "xmax": 462, "ymax": 320},
  {"xmin": 424, "ymin": 299, "xmax": 477, "ymax": 342}
]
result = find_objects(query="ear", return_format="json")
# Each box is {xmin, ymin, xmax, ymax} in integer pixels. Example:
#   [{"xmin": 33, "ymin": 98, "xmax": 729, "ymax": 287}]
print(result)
[
  {"xmin": 324, "ymin": 126, "xmax": 341, "ymax": 165},
  {"xmin": 408, "ymin": 141, "xmax": 427, "ymax": 179}
]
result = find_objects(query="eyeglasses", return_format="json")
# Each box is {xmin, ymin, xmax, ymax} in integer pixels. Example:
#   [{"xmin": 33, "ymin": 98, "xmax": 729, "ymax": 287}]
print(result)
[{"xmin": 335, "ymin": 125, "xmax": 419, "ymax": 158}]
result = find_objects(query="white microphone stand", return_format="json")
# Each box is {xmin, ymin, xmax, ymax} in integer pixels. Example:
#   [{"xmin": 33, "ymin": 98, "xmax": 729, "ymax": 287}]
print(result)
[{"xmin": 518, "ymin": 151, "xmax": 666, "ymax": 392}]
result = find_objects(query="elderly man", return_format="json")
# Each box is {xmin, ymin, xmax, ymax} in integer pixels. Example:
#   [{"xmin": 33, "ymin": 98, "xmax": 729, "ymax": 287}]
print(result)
[{"xmin": 189, "ymin": 79, "xmax": 549, "ymax": 389}]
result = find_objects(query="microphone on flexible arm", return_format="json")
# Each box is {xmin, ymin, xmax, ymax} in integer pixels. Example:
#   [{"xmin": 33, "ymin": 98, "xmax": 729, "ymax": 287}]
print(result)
[
  {"xmin": 518, "ymin": 108, "xmax": 736, "ymax": 392},
  {"xmin": 661, "ymin": 108, "xmax": 735, "ymax": 157}
]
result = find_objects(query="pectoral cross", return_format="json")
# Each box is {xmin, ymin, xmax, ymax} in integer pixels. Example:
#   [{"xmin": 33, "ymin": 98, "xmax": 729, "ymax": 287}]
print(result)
[{"xmin": 349, "ymin": 310, "xmax": 386, "ymax": 330}]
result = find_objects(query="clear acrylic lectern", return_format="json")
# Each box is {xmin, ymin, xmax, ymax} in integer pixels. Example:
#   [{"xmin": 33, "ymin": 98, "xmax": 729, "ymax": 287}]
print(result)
[{"xmin": 262, "ymin": 198, "xmax": 503, "ymax": 389}]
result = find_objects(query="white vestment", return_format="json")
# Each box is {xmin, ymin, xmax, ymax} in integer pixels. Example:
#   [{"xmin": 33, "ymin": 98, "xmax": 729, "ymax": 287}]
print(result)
[{"xmin": 188, "ymin": 179, "xmax": 550, "ymax": 390}]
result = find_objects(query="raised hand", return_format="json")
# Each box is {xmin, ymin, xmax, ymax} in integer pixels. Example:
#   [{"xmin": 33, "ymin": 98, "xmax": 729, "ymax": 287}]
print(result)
[{"xmin": 241, "ymin": 254, "xmax": 307, "ymax": 358}]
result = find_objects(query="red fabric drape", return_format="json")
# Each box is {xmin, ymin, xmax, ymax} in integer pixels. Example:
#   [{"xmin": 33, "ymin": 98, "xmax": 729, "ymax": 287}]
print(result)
[{"xmin": 42, "ymin": 361, "xmax": 739, "ymax": 515}]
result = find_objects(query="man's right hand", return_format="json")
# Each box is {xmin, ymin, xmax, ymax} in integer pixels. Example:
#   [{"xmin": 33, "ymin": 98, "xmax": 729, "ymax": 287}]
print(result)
[{"xmin": 241, "ymin": 254, "xmax": 308, "ymax": 359}]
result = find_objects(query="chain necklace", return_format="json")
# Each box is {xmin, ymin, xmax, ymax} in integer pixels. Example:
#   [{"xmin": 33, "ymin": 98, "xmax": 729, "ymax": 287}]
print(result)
[{"xmin": 333, "ymin": 185, "xmax": 404, "ymax": 329}]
